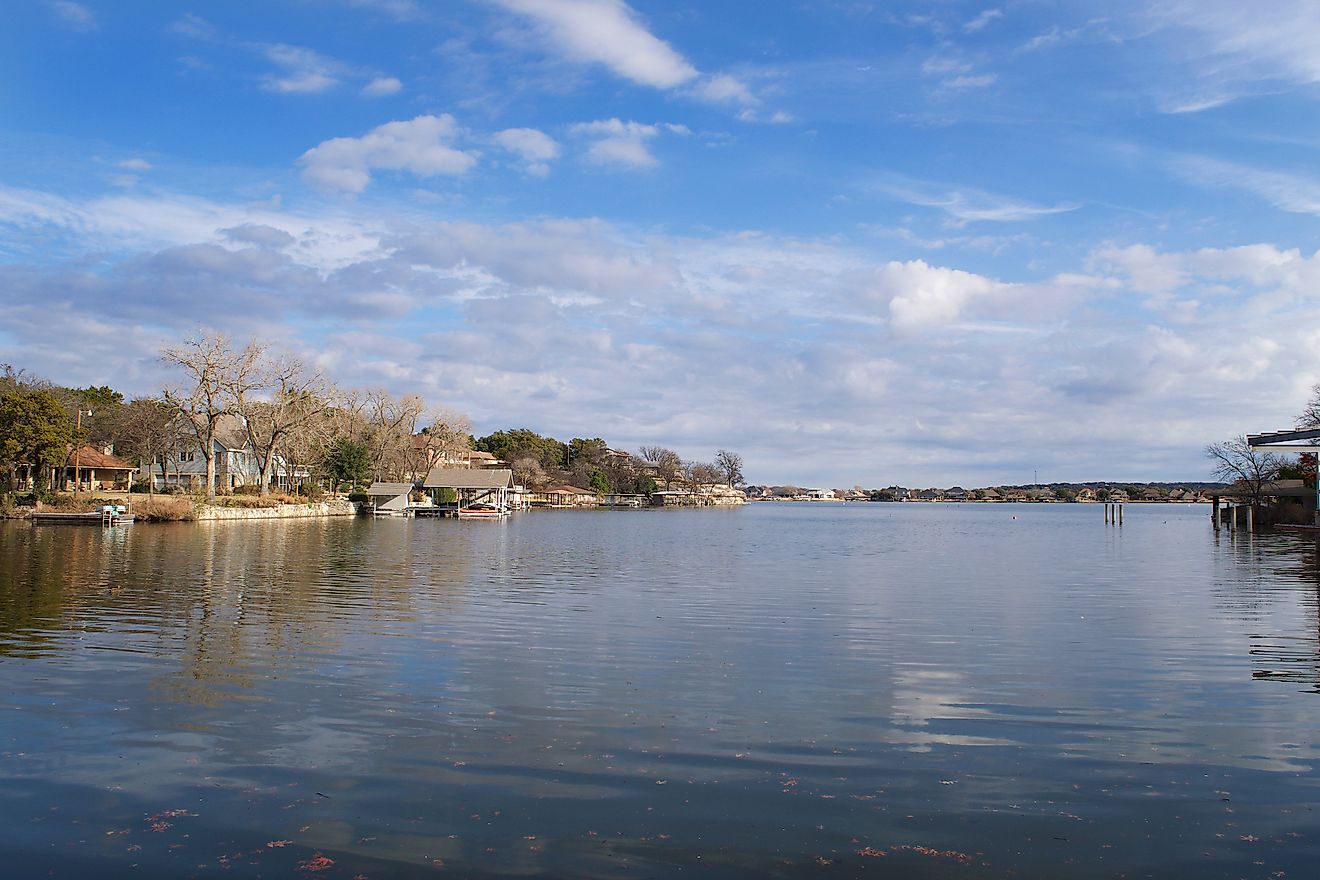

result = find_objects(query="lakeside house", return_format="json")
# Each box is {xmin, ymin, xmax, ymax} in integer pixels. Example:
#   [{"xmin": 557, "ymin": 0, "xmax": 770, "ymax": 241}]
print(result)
[
  {"xmin": 61, "ymin": 445, "xmax": 136, "ymax": 492},
  {"xmin": 409, "ymin": 433, "xmax": 505, "ymax": 479},
  {"xmin": 142, "ymin": 416, "xmax": 309, "ymax": 494}
]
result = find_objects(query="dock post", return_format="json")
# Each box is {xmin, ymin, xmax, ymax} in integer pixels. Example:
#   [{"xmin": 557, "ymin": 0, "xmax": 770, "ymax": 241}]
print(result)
[
  {"xmin": 1212, "ymin": 495, "xmax": 1220, "ymax": 530},
  {"xmin": 1104, "ymin": 502, "xmax": 1110, "ymax": 524},
  {"xmin": 1231, "ymin": 505, "xmax": 1238, "ymax": 530},
  {"xmin": 1118, "ymin": 503, "xmax": 1123, "ymax": 526},
  {"xmin": 1246, "ymin": 505, "xmax": 1254, "ymax": 534}
]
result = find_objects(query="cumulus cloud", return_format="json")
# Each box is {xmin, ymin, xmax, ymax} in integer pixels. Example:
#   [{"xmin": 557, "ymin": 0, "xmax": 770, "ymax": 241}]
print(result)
[
  {"xmin": 876, "ymin": 259, "xmax": 1001, "ymax": 330},
  {"xmin": 569, "ymin": 118, "xmax": 687, "ymax": 169},
  {"xmin": 493, "ymin": 128, "xmax": 560, "ymax": 176},
  {"xmin": 493, "ymin": 0, "xmax": 698, "ymax": 89},
  {"xmin": 692, "ymin": 73, "xmax": 757, "ymax": 110},
  {"xmin": 7, "ymin": 184, "xmax": 1320, "ymax": 484},
  {"xmin": 361, "ymin": 76, "xmax": 403, "ymax": 97},
  {"xmin": 299, "ymin": 115, "xmax": 479, "ymax": 192}
]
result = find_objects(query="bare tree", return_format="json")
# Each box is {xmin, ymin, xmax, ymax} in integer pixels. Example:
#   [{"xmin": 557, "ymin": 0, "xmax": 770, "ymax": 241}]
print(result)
[
  {"xmin": 1298, "ymin": 384, "xmax": 1320, "ymax": 430},
  {"xmin": 639, "ymin": 445, "xmax": 682, "ymax": 490},
  {"xmin": 114, "ymin": 397, "xmax": 183, "ymax": 494},
  {"xmin": 162, "ymin": 333, "xmax": 264, "ymax": 497},
  {"xmin": 234, "ymin": 351, "xmax": 332, "ymax": 495},
  {"xmin": 1206, "ymin": 435, "xmax": 1286, "ymax": 506},
  {"xmin": 360, "ymin": 389, "xmax": 426, "ymax": 481},
  {"xmin": 409, "ymin": 406, "xmax": 473, "ymax": 475},
  {"xmin": 715, "ymin": 449, "xmax": 744, "ymax": 487},
  {"xmin": 684, "ymin": 461, "xmax": 723, "ymax": 487},
  {"xmin": 510, "ymin": 455, "xmax": 548, "ymax": 488}
]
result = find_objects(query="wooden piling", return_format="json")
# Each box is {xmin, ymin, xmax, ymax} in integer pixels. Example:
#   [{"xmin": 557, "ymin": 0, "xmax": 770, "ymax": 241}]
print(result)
[
  {"xmin": 1212, "ymin": 495, "xmax": 1220, "ymax": 530},
  {"xmin": 1246, "ymin": 505, "xmax": 1254, "ymax": 534},
  {"xmin": 1118, "ymin": 503, "xmax": 1123, "ymax": 526}
]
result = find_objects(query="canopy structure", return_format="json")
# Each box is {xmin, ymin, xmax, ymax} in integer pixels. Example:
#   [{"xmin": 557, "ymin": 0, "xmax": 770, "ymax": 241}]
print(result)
[
  {"xmin": 422, "ymin": 467, "xmax": 514, "ymax": 510},
  {"xmin": 1248, "ymin": 430, "xmax": 1320, "ymax": 525},
  {"xmin": 1247, "ymin": 429, "xmax": 1320, "ymax": 453}
]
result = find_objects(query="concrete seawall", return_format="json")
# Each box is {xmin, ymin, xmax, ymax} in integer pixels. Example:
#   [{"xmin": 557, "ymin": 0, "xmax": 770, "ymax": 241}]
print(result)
[{"xmin": 195, "ymin": 500, "xmax": 357, "ymax": 521}]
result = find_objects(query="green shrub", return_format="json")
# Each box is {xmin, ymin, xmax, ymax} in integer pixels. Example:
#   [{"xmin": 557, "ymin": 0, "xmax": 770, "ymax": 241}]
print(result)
[{"xmin": 347, "ymin": 492, "xmax": 369, "ymax": 504}]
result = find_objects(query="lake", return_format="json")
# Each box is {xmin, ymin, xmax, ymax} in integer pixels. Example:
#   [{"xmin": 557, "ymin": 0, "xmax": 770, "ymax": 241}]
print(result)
[{"xmin": 1, "ymin": 503, "xmax": 1318, "ymax": 878}]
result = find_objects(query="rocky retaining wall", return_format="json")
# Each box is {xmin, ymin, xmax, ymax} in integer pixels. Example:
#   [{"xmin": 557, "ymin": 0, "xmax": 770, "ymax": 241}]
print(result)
[{"xmin": 195, "ymin": 500, "xmax": 357, "ymax": 521}]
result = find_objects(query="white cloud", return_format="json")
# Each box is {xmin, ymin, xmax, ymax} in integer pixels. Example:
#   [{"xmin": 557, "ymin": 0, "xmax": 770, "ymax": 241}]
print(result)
[
  {"xmin": 874, "ymin": 174, "xmax": 1078, "ymax": 225},
  {"xmin": 168, "ymin": 13, "xmax": 216, "ymax": 40},
  {"xmin": 1175, "ymin": 155, "xmax": 1320, "ymax": 217},
  {"xmin": 570, "ymin": 118, "xmax": 669, "ymax": 169},
  {"xmin": 877, "ymin": 259, "xmax": 1001, "ymax": 330},
  {"xmin": 921, "ymin": 54, "xmax": 997, "ymax": 91},
  {"xmin": 9, "ymin": 183, "xmax": 1320, "ymax": 485},
  {"xmin": 694, "ymin": 73, "xmax": 755, "ymax": 105},
  {"xmin": 117, "ymin": 158, "xmax": 153, "ymax": 172},
  {"xmin": 493, "ymin": 0, "xmax": 698, "ymax": 89},
  {"xmin": 299, "ymin": 115, "xmax": 479, "ymax": 192},
  {"xmin": 261, "ymin": 44, "xmax": 343, "ymax": 94},
  {"xmin": 1156, "ymin": 1, "xmax": 1320, "ymax": 85},
  {"xmin": 49, "ymin": 1, "xmax": 96, "ymax": 32},
  {"xmin": 944, "ymin": 73, "xmax": 997, "ymax": 90},
  {"xmin": 1145, "ymin": 1, "xmax": 1320, "ymax": 111},
  {"xmin": 963, "ymin": 8, "xmax": 1002, "ymax": 34},
  {"xmin": 493, "ymin": 128, "xmax": 560, "ymax": 176},
  {"xmin": 361, "ymin": 76, "xmax": 403, "ymax": 97}
]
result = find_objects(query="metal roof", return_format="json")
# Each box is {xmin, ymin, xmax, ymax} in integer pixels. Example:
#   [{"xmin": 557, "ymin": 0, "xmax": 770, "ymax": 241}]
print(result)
[
  {"xmin": 365, "ymin": 482, "xmax": 415, "ymax": 496},
  {"xmin": 422, "ymin": 467, "xmax": 514, "ymax": 489}
]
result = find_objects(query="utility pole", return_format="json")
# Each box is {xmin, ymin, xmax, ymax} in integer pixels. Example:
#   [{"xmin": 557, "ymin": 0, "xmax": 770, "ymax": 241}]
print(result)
[{"xmin": 74, "ymin": 408, "xmax": 92, "ymax": 496}]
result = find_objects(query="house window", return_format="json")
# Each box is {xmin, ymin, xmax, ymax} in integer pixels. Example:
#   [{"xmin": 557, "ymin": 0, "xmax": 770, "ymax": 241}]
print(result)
[{"xmin": 179, "ymin": 449, "xmax": 196, "ymax": 462}]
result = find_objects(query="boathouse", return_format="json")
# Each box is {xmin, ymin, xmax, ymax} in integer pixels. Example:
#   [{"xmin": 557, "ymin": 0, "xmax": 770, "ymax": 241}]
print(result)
[
  {"xmin": 422, "ymin": 467, "xmax": 514, "ymax": 510},
  {"xmin": 364, "ymin": 482, "xmax": 416, "ymax": 516}
]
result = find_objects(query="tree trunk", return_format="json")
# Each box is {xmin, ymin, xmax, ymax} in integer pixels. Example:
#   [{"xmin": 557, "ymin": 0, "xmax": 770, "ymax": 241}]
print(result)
[{"xmin": 204, "ymin": 447, "xmax": 217, "ymax": 498}]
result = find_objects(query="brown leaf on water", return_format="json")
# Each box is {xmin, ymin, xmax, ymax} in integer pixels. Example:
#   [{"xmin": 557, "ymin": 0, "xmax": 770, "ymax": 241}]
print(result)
[
  {"xmin": 297, "ymin": 852, "xmax": 335, "ymax": 872},
  {"xmin": 148, "ymin": 809, "xmax": 197, "ymax": 820},
  {"xmin": 267, "ymin": 840, "xmax": 293, "ymax": 848},
  {"xmin": 857, "ymin": 847, "xmax": 888, "ymax": 858},
  {"xmin": 890, "ymin": 844, "xmax": 972, "ymax": 864}
]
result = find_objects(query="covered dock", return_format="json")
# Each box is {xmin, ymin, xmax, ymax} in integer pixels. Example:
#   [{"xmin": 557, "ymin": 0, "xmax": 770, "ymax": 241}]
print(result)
[
  {"xmin": 422, "ymin": 467, "xmax": 514, "ymax": 515},
  {"xmin": 1246, "ymin": 429, "xmax": 1320, "ymax": 528}
]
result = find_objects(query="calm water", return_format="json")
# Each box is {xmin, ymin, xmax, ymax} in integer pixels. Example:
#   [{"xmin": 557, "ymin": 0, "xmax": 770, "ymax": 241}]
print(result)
[{"xmin": 1, "ymin": 503, "xmax": 1318, "ymax": 878}]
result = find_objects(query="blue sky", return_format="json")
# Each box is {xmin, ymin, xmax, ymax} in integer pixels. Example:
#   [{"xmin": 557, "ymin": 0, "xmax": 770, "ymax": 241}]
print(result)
[{"xmin": 4, "ymin": 0, "xmax": 1320, "ymax": 487}]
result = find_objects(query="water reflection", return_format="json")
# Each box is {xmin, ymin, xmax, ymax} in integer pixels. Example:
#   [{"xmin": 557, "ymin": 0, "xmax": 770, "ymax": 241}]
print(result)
[{"xmin": 2, "ymin": 506, "xmax": 1320, "ymax": 878}]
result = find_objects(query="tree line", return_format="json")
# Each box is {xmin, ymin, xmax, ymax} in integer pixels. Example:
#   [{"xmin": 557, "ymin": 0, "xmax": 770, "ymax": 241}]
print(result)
[{"xmin": 1, "ymin": 333, "xmax": 746, "ymax": 500}]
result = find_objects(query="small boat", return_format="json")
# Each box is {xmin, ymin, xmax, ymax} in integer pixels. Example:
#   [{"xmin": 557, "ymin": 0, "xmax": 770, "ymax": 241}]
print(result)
[{"xmin": 457, "ymin": 502, "xmax": 509, "ymax": 519}]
